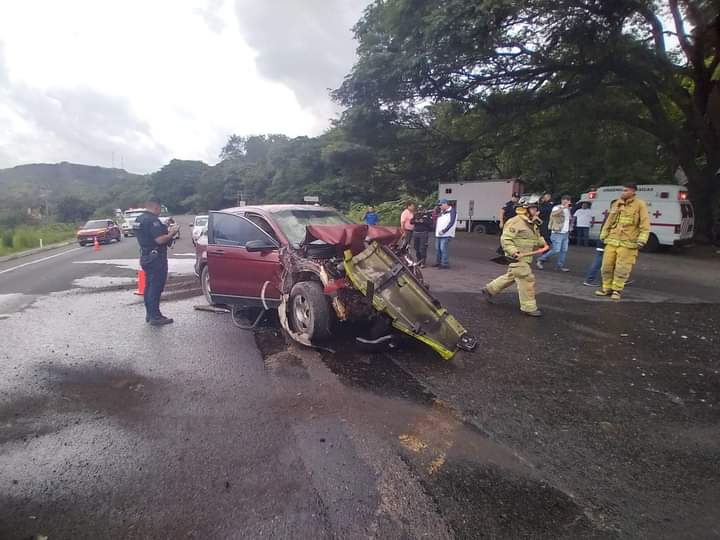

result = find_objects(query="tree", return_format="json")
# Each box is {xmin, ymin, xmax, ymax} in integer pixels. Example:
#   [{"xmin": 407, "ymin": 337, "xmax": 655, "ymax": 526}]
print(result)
[
  {"xmin": 335, "ymin": 0, "xmax": 720, "ymax": 239},
  {"xmin": 150, "ymin": 159, "xmax": 209, "ymax": 213},
  {"xmin": 56, "ymin": 195, "xmax": 94, "ymax": 223}
]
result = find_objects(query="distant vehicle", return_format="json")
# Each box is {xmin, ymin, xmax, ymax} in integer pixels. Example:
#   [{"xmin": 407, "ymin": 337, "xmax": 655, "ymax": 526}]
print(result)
[
  {"xmin": 190, "ymin": 215, "xmax": 208, "ymax": 246},
  {"xmin": 437, "ymin": 179, "xmax": 525, "ymax": 234},
  {"xmin": 121, "ymin": 208, "xmax": 146, "ymax": 237},
  {"xmin": 77, "ymin": 219, "xmax": 122, "ymax": 246},
  {"xmin": 579, "ymin": 184, "xmax": 694, "ymax": 252}
]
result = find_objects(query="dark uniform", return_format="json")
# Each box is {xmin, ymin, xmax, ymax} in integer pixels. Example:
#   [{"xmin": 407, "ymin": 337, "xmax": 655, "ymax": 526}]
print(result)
[
  {"xmin": 411, "ymin": 211, "xmax": 433, "ymax": 265},
  {"xmin": 135, "ymin": 211, "xmax": 169, "ymax": 321}
]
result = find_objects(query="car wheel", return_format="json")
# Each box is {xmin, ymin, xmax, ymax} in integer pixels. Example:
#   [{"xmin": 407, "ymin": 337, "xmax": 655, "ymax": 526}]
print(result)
[
  {"xmin": 289, "ymin": 281, "xmax": 331, "ymax": 341},
  {"xmin": 78, "ymin": 242, "xmax": 85, "ymax": 247},
  {"xmin": 201, "ymin": 265, "xmax": 214, "ymax": 305},
  {"xmin": 117, "ymin": 233, "xmax": 122, "ymax": 242},
  {"xmin": 472, "ymin": 223, "xmax": 487, "ymax": 234},
  {"xmin": 641, "ymin": 233, "xmax": 660, "ymax": 253}
]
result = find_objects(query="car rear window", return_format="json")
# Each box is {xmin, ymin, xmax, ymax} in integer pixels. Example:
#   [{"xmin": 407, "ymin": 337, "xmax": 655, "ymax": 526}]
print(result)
[
  {"xmin": 270, "ymin": 209, "xmax": 353, "ymax": 247},
  {"xmin": 83, "ymin": 220, "xmax": 110, "ymax": 228}
]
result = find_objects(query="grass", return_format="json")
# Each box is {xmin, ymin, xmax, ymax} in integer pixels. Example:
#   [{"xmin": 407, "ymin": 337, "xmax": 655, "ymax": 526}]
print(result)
[{"xmin": 0, "ymin": 223, "xmax": 78, "ymax": 257}]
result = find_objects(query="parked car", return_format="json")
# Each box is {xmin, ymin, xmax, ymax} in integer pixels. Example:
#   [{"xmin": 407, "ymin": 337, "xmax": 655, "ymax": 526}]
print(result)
[
  {"xmin": 190, "ymin": 215, "xmax": 208, "ymax": 246},
  {"xmin": 194, "ymin": 204, "xmax": 476, "ymax": 359},
  {"xmin": 77, "ymin": 219, "xmax": 122, "ymax": 246},
  {"xmin": 121, "ymin": 208, "xmax": 146, "ymax": 237}
]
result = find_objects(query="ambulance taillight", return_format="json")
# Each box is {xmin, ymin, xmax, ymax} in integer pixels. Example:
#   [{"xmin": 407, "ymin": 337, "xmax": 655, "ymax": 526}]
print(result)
[
  {"xmin": 588, "ymin": 191, "xmax": 597, "ymax": 200},
  {"xmin": 678, "ymin": 191, "xmax": 688, "ymax": 201}
]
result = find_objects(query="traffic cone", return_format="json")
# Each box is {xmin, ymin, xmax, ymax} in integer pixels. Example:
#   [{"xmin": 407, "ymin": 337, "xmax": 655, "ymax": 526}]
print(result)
[
  {"xmin": 93, "ymin": 236, "xmax": 101, "ymax": 252},
  {"xmin": 134, "ymin": 270, "xmax": 146, "ymax": 296}
]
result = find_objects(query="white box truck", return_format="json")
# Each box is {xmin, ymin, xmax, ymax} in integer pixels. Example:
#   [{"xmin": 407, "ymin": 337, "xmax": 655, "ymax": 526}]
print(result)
[
  {"xmin": 579, "ymin": 184, "xmax": 694, "ymax": 251},
  {"xmin": 437, "ymin": 179, "xmax": 524, "ymax": 234}
]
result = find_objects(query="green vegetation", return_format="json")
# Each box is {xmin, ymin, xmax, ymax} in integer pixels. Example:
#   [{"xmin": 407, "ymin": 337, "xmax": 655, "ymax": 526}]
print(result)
[
  {"xmin": 1, "ymin": 1, "xmax": 717, "ymax": 240},
  {"xmin": 0, "ymin": 224, "xmax": 77, "ymax": 257}
]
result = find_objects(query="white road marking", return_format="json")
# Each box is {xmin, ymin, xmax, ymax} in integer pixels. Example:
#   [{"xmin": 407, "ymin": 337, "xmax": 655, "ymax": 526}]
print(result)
[
  {"xmin": 0, "ymin": 247, "xmax": 83, "ymax": 275},
  {"xmin": 75, "ymin": 258, "xmax": 195, "ymax": 275}
]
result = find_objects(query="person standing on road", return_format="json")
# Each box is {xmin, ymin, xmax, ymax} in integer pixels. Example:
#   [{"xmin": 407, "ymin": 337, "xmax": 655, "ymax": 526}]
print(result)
[
  {"xmin": 482, "ymin": 201, "xmax": 548, "ymax": 317},
  {"xmin": 136, "ymin": 197, "xmax": 180, "ymax": 325},
  {"xmin": 411, "ymin": 206, "xmax": 433, "ymax": 267},
  {"xmin": 400, "ymin": 201, "xmax": 415, "ymax": 249},
  {"xmin": 538, "ymin": 192, "xmax": 554, "ymax": 245},
  {"xmin": 499, "ymin": 192, "xmax": 520, "ymax": 229},
  {"xmin": 434, "ymin": 199, "xmax": 456, "ymax": 269},
  {"xmin": 537, "ymin": 195, "xmax": 573, "ymax": 272},
  {"xmin": 573, "ymin": 202, "xmax": 593, "ymax": 247},
  {"xmin": 583, "ymin": 240, "xmax": 605, "ymax": 286},
  {"xmin": 595, "ymin": 183, "xmax": 650, "ymax": 300},
  {"xmin": 363, "ymin": 206, "xmax": 379, "ymax": 225}
]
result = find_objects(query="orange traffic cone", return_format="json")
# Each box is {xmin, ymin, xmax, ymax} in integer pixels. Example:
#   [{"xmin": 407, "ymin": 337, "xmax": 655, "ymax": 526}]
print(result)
[
  {"xmin": 134, "ymin": 270, "xmax": 146, "ymax": 296},
  {"xmin": 93, "ymin": 236, "xmax": 101, "ymax": 251}
]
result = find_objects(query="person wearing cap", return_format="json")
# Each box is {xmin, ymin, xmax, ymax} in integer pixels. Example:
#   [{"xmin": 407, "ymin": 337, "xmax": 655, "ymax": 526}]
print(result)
[
  {"xmin": 482, "ymin": 201, "xmax": 547, "ymax": 316},
  {"xmin": 595, "ymin": 183, "xmax": 649, "ymax": 300},
  {"xmin": 434, "ymin": 199, "xmax": 456, "ymax": 269},
  {"xmin": 135, "ymin": 197, "xmax": 181, "ymax": 325}
]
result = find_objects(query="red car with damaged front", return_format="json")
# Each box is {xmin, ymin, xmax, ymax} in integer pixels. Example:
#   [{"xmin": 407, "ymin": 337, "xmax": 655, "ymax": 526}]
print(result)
[{"xmin": 77, "ymin": 219, "xmax": 122, "ymax": 246}]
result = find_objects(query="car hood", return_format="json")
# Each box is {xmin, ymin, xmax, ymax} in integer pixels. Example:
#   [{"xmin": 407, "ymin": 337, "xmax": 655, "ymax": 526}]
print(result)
[{"xmin": 303, "ymin": 224, "xmax": 401, "ymax": 256}]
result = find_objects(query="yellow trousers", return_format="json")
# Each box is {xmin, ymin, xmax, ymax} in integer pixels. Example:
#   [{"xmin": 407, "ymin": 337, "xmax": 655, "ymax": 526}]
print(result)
[
  {"xmin": 601, "ymin": 244, "xmax": 638, "ymax": 292},
  {"xmin": 486, "ymin": 261, "xmax": 538, "ymax": 312}
]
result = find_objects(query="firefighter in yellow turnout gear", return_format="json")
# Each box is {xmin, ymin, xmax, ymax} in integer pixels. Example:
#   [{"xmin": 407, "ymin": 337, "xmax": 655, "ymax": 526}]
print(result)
[
  {"xmin": 596, "ymin": 183, "xmax": 650, "ymax": 301},
  {"xmin": 482, "ymin": 201, "xmax": 548, "ymax": 317}
]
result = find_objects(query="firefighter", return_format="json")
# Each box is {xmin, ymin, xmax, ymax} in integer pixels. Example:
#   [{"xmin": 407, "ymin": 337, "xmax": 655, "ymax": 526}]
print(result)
[
  {"xmin": 595, "ymin": 183, "xmax": 650, "ymax": 300},
  {"xmin": 482, "ymin": 201, "xmax": 548, "ymax": 317}
]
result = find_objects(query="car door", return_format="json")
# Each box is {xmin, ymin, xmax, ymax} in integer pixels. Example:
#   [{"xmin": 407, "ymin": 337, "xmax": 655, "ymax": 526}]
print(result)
[{"xmin": 206, "ymin": 212, "xmax": 282, "ymax": 307}]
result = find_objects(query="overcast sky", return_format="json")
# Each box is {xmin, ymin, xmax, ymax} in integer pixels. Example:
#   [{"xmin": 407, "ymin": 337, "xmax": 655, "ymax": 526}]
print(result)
[{"xmin": 0, "ymin": 0, "xmax": 369, "ymax": 173}]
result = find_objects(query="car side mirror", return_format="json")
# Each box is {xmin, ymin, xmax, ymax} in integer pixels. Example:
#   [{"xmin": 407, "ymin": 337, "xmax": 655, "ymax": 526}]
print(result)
[{"xmin": 246, "ymin": 239, "xmax": 278, "ymax": 252}]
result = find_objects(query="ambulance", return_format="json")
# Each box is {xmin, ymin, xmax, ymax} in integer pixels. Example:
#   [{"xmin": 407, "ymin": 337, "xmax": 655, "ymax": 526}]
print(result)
[{"xmin": 579, "ymin": 185, "xmax": 694, "ymax": 251}]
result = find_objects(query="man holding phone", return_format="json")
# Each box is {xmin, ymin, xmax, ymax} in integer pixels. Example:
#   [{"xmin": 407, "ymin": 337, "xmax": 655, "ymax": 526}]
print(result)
[
  {"xmin": 135, "ymin": 197, "xmax": 181, "ymax": 325},
  {"xmin": 536, "ymin": 194, "xmax": 573, "ymax": 272}
]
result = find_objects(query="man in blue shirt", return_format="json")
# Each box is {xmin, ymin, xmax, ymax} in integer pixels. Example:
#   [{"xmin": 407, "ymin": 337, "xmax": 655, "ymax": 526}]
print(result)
[
  {"xmin": 135, "ymin": 197, "xmax": 180, "ymax": 325},
  {"xmin": 363, "ymin": 206, "xmax": 379, "ymax": 225}
]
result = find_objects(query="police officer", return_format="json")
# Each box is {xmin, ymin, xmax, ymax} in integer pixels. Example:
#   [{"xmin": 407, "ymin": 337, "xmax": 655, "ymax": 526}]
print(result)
[
  {"xmin": 136, "ymin": 197, "xmax": 180, "ymax": 325},
  {"xmin": 482, "ymin": 201, "xmax": 548, "ymax": 317}
]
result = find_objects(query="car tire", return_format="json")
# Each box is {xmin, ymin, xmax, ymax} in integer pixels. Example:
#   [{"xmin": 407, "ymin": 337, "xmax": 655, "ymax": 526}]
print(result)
[
  {"xmin": 472, "ymin": 223, "xmax": 487, "ymax": 234},
  {"xmin": 289, "ymin": 281, "xmax": 331, "ymax": 341},
  {"xmin": 117, "ymin": 233, "xmax": 122, "ymax": 242},
  {"xmin": 641, "ymin": 233, "xmax": 660, "ymax": 253},
  {"xmin": 201, "ymin": 265, "xmax": 214, "ymax": 305}
]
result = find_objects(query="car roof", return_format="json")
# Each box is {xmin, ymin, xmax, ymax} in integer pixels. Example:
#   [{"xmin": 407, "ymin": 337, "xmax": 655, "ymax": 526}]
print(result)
[{"xmin": 219, "ymin": 204, "xmax": 337, "ymax": 215}]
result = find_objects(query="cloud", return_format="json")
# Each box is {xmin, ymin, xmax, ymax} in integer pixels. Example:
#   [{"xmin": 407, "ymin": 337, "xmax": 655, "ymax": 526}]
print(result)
[
  {"xmin": 0, "ymin": 1, "xmax": 369, "ymax": 173},
  {"xmin": 233, "ymin": 0, "xmax": 368, "ymax": 126}
]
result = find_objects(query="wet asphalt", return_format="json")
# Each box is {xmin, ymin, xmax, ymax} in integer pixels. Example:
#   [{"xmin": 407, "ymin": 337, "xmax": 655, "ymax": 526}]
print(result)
[{"xmin": 1, "ymin": 229, "xmax": 719, "ymax": 539}]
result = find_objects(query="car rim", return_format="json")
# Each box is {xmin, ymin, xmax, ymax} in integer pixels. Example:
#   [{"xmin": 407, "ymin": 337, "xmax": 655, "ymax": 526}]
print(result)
[{"xmin": 293, "ymin": 295, "xmax": 311, "ymax": 332}]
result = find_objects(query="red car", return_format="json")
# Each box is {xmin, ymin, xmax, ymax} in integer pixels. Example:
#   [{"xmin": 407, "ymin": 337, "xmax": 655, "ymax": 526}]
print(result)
[
  {"xmin": 195, "ymin": 204, "xmax": 476, "ymax": 358},
  {"xmin": 77, "ymin": 219, "xmax": 122, "ymax": 246},
  {"xmin": 195, "ymin": 205, "xmax": 352, "ymax": 310}
]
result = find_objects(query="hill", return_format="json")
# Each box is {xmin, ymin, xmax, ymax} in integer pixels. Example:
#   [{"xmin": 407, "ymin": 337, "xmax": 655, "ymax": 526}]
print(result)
[{"xmin": 0, "ymin": 162, "xmax": 143, "ymax": 198}]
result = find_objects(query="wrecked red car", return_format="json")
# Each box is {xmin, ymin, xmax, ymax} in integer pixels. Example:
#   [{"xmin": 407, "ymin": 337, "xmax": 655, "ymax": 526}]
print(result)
[{"xmin": 195, "ymin": 205, "xmax": 476, "ymax": 359}]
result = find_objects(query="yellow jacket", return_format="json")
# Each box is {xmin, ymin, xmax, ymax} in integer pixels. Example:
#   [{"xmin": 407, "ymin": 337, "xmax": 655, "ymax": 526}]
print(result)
[
  {"xmin": 600, "ymin": 196, "xmax": 650, "ymax": 248},
  {"xmin": 501, "ymin": 214, "xmax": 545, "ymax": 263}
]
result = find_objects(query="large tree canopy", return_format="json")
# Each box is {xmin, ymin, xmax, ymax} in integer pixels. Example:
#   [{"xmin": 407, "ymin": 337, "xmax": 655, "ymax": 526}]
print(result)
[{"xmin": 335, "ymin": 0, "xmax": 720, "ymax": 237}]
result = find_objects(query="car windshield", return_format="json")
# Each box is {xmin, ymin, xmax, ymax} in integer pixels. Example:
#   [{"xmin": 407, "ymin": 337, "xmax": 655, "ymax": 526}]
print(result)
[
  {"xmin": 83, "ymin": 220, "xmax": 109, "ymax": 229},
  {"xmin": 270, "ymin": 209, "xmax": 353, "ymax": 247},
  {"xmin": 195, "ymin": 217, "xmax": 208, "ymax": 227},
  {"xmin": 124, "ymin": 211, "xmax": 144, "ymax": 220}
]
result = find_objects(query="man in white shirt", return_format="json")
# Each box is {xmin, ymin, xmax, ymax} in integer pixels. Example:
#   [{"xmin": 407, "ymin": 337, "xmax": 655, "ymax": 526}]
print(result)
[
  {"xmin": 573, "ymin": 202, "xmax": 593, "ymax": 247},
  {"xmin": 537, "ymin": 195, "xmax": 573, "ymax": 271}
]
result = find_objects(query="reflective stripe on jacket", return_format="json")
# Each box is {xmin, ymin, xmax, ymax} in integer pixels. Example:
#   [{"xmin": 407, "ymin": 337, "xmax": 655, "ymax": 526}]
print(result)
[
  {"xmin": 600, "ymin": 197, "xmax": 650, "ymax": 248},
  {"xmin": 501, "ymin": 215, "xmax": 545, "ymax": 263}
]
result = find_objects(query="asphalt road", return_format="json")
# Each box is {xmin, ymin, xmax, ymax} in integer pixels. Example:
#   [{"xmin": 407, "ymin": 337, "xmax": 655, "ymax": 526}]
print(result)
[{"xmin": 1, "ymin": 228, "xmax": 718, "ymax": 539}]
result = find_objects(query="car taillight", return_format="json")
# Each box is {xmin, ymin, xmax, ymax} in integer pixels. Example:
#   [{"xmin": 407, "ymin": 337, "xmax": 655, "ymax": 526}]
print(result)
[
  {"xmin": 674, "ymin": 225, "xmax": 681, "ymax": 234},
  {"xmin": 678, "ymin": 192, "xmax": 688, "ymax": 201}
]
